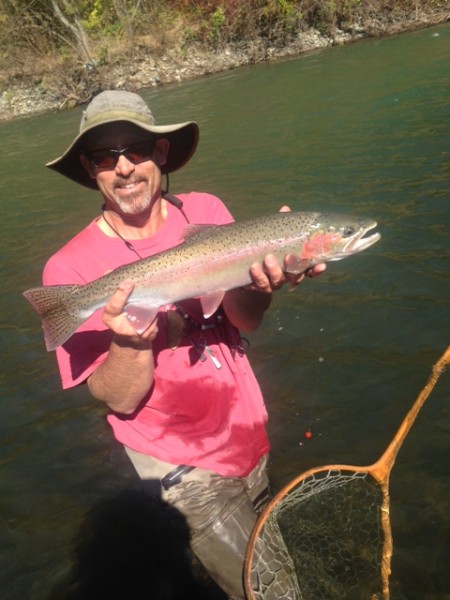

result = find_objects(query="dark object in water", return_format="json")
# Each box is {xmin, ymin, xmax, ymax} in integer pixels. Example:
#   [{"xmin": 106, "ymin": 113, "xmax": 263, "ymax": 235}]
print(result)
[{"xmin": 49, "ymin": 488, "xmax": 226, "ymax": 600}]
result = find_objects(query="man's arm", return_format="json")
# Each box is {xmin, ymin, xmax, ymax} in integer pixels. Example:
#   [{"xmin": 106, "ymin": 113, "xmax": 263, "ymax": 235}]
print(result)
[{"xmin": 87, "ymin": 280, "xmax": 158, "ymax": 414}]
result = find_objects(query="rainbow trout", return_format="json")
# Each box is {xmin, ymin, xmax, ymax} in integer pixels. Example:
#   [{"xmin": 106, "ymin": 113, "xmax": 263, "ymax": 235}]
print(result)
[{"xmin": 23, "ymin": 211, "xmax": 380, "ymax": 351}]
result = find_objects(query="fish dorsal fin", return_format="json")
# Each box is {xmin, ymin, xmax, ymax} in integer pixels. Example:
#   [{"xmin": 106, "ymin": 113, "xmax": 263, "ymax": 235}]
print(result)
[
  {"xmin": 125, "ymin": 304, "xmax": 160, "ymax": 334},
  {"xmin": 181, "ymin": 224, "xmax": 219, "ymax": 241},
  {"xmin": 200, "ymin": 291, "xmax": 225, "ymax": 319}
]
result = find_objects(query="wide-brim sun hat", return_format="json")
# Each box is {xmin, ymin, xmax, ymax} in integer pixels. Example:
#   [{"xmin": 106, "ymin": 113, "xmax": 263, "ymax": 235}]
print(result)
[{"xmin": 46, "ymin": 90, "xmax": 199, "ymax": 190}]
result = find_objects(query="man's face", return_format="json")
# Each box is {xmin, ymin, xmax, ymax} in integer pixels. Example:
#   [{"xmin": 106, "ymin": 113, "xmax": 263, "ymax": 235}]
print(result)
[{"xmin": 81, "ymin": 123, "xmax": 169, "ymax": 216}]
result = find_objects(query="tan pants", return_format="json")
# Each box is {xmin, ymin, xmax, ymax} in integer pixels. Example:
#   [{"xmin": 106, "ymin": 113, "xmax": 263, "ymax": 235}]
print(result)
[{"xmin": 124, "ymin": 447, "xmax": 270, "ymax": 599}]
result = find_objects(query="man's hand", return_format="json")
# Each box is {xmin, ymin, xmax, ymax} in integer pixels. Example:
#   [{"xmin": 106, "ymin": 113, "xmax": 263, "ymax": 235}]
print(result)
[
  {"xmin": 103, "ymin": 279, "xmax": 158, "ymax": 345},
  {"xmin": 245, "ymin": 205, "xmax": 326, "ymax": 294},
  {"xmin": 88, "ymin": 279, "xmax": 157, "ymax": 413},
  {"xmin": 247, "ymin": 256, "xmax": 326, "ymax": 294}
]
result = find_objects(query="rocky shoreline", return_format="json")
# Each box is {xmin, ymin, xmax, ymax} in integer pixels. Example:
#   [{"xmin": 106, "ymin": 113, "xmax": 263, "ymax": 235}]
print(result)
[{"xmin": 1, "ymin": 9, "xmax": 448, "ymax": 122}]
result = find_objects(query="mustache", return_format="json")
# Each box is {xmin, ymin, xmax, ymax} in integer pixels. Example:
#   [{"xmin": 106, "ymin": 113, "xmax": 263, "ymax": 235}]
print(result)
[{"xmin": 113, "ymin": 177, "xmax": 144, "ymax": 187}]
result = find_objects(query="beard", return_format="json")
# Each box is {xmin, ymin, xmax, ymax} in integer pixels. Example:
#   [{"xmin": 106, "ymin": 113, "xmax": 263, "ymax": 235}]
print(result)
[{"xmin": 107, "ymin": 177, "xmax": 155, "ymax": 215}]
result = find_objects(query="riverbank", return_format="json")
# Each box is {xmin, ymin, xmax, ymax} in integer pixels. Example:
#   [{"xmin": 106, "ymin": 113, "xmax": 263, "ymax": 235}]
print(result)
[{"xmin": 1, "ymin": 7, "xmax": 448, "ymax": 122}]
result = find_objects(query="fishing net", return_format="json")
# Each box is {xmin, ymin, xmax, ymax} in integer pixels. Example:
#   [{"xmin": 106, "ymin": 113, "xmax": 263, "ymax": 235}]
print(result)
[{"xmin": 244, "ymin": 346, "xmax": 450, "ymax": 600}]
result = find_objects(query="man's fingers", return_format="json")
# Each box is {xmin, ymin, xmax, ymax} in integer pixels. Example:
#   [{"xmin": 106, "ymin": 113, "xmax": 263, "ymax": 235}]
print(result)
[
  {"xmin": 101, "ymin": 279, "xmax": 159, "ymax": 343},
  {"xmin": 263, "ymin": 255, "xmax": 285, "ymax": 288},
  {"xmin": 248, "ymin": 256, "xmax": 327, "ymax": 292},
  {"xmin": 248, "ymin": 255, "xmax": 285, "ymax": 292},
  {"xmin": 248, "ymin": 262, "xmax": 272, "ymax": 291},
  {"xmin": 104, "ymin": 280, "xmax": 134, "ymax": 317},
  {"xmin": 305, "ymin": 263, "xmax": 327, "ymax": 278}
]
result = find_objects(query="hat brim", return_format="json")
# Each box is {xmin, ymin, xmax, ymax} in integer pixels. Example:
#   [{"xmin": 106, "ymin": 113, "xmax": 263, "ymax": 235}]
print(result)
[{"xmin": 46, "ymin": 118, "xmax": 199, "ymax": 190}]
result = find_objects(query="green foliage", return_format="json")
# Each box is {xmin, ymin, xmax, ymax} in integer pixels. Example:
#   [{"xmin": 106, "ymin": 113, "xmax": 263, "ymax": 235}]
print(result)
[
  {"xmin": 259, "ymin": 0, "xmax": 300, "ymax": 38},
  {"xmin": 1, "ymin": 0, "xmax": 448, "ymax": 90},
  {"xmin": 313, "ymin": 0, "xmax": 337, "ymax": 34},
  {"xmin": 83, "ymin": 0, "xmax": 104, "ymax": 31},
  {"xmin": 266, "ymin": 0, "xmax": 296, "ymax": 18},
  {"xmin": 81, "ymin": 0, "xmax": 117, "ymax": 34},
  {"xmin": 97, "ymin": 44, "xmax": 108, "ymax": 65},
  {"xmin": 210, "ymin": 6, "xmax": 226, "ymax": 43}
]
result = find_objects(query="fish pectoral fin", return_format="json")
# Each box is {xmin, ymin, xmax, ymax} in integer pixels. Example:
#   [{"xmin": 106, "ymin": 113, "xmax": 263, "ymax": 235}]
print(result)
[
  {"xmin": 200, "ymin": 291, "xmax": 225, "ymax": 319},
  {"xmin": 284, "ymin": 254, "xmax": 312, "ymax": 275},
  {"xmin": 287, "ymin": 280, "xmax": 301, "ymax": 293},
  {"xmin": 124, "ymin": 305, "xmax": 159, "ymax": 334},
  {"xmin": 284, "ymin": 256, "xmax": 315, "ymax": 292}
]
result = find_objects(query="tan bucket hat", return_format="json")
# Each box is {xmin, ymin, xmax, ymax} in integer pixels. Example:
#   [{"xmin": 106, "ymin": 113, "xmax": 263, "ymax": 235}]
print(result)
[{"xmin": 46, "ymin": 90, "xmax": 199, "ymax": 190}]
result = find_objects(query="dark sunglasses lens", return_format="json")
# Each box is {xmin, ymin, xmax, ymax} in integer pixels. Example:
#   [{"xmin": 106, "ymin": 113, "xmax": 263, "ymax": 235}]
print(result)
[
  {"xmin": 87, "ymin": 140, "xmax": 155, "ymax": 170},
  {"xmin": 125, "ymin": 141, "xmax": 155, "ymax": 164},
  {"xmin": 89, "ymin": 151, "xmax": 117, "ymax": 169}
]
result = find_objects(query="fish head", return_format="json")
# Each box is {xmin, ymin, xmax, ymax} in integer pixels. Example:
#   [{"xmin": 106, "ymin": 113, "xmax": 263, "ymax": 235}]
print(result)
[{"xmin": 300, "ymin": 213, "xmax": 380, "ymax": 262}]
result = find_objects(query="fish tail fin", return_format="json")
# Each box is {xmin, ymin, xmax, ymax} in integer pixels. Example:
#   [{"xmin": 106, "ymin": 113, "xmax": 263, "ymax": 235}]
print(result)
[{"xmin": 23, "ymin": 284, "xmax": 90, "ymax": 351}]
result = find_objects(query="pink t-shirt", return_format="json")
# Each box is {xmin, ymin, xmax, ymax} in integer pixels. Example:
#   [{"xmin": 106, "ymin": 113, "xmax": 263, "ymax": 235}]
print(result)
[{"xmin": 43, "ymin": 192, "xmax": 269, "ymax": 476}]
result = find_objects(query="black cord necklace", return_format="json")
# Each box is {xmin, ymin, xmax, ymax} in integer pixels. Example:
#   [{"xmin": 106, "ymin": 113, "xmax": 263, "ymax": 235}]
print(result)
[
  {"xmin": 101, "ymin": 210, "xmax": 143, "ymax": 259},
  {"xmin": 100, "ymin": 192, "xmax": 190, "ymax": 260}
]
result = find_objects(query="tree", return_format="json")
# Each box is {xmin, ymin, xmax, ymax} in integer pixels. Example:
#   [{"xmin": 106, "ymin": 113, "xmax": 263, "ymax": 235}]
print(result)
[{"xmin": 50, "ymin": 0, "xmax": 92, "ymax": 64}]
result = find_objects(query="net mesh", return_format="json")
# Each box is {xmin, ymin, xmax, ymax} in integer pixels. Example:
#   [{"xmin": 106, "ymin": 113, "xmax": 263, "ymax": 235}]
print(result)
[
  {"xmin": 245, "ymin": 347, "xmax": 450, "ymax": 600},
  {"xmin": 250, "ymin": 470, "xmax": 383, "ymax": 600}
]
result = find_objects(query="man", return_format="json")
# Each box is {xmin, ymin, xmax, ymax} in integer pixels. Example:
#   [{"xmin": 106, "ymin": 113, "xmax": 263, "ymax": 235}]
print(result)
[{"xmin": 43, "ymin": 90, "xmax": 325, "ymax": 599}]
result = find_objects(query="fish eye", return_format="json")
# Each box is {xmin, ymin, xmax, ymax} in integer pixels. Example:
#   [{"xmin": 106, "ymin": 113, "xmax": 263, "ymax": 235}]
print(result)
[{"xmin": 341, "ymin": 226, "xmax": 355, "ymax": 238}]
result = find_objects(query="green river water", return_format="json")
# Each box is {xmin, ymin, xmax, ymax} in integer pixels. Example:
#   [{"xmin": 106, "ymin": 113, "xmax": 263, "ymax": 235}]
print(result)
[{"xmin": 1, "ymin": 23, "xmax": 449, "ymax": 599}]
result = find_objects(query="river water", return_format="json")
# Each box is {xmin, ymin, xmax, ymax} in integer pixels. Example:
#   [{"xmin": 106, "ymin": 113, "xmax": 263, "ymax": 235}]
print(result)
[{"xmin": 1, "ymin": 24, "xmax": 449, "ymax": 600}]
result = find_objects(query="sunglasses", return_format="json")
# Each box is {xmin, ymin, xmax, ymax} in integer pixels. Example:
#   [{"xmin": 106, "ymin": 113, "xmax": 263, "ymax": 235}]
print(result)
[{"xmin": 84, "ymin": 139, "xmax": 157, "ymax": 171}]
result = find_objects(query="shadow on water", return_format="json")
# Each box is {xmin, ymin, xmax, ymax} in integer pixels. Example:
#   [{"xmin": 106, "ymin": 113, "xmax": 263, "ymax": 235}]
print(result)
[{"xmin": 47, "ymin": 488, "xmax": 226, "ymax": 600}]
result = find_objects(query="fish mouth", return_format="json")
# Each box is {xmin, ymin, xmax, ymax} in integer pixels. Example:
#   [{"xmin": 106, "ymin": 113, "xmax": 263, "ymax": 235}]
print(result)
[{"xmin": 339, "ymin": 221, "xmax": 381, "ymax": 257}]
